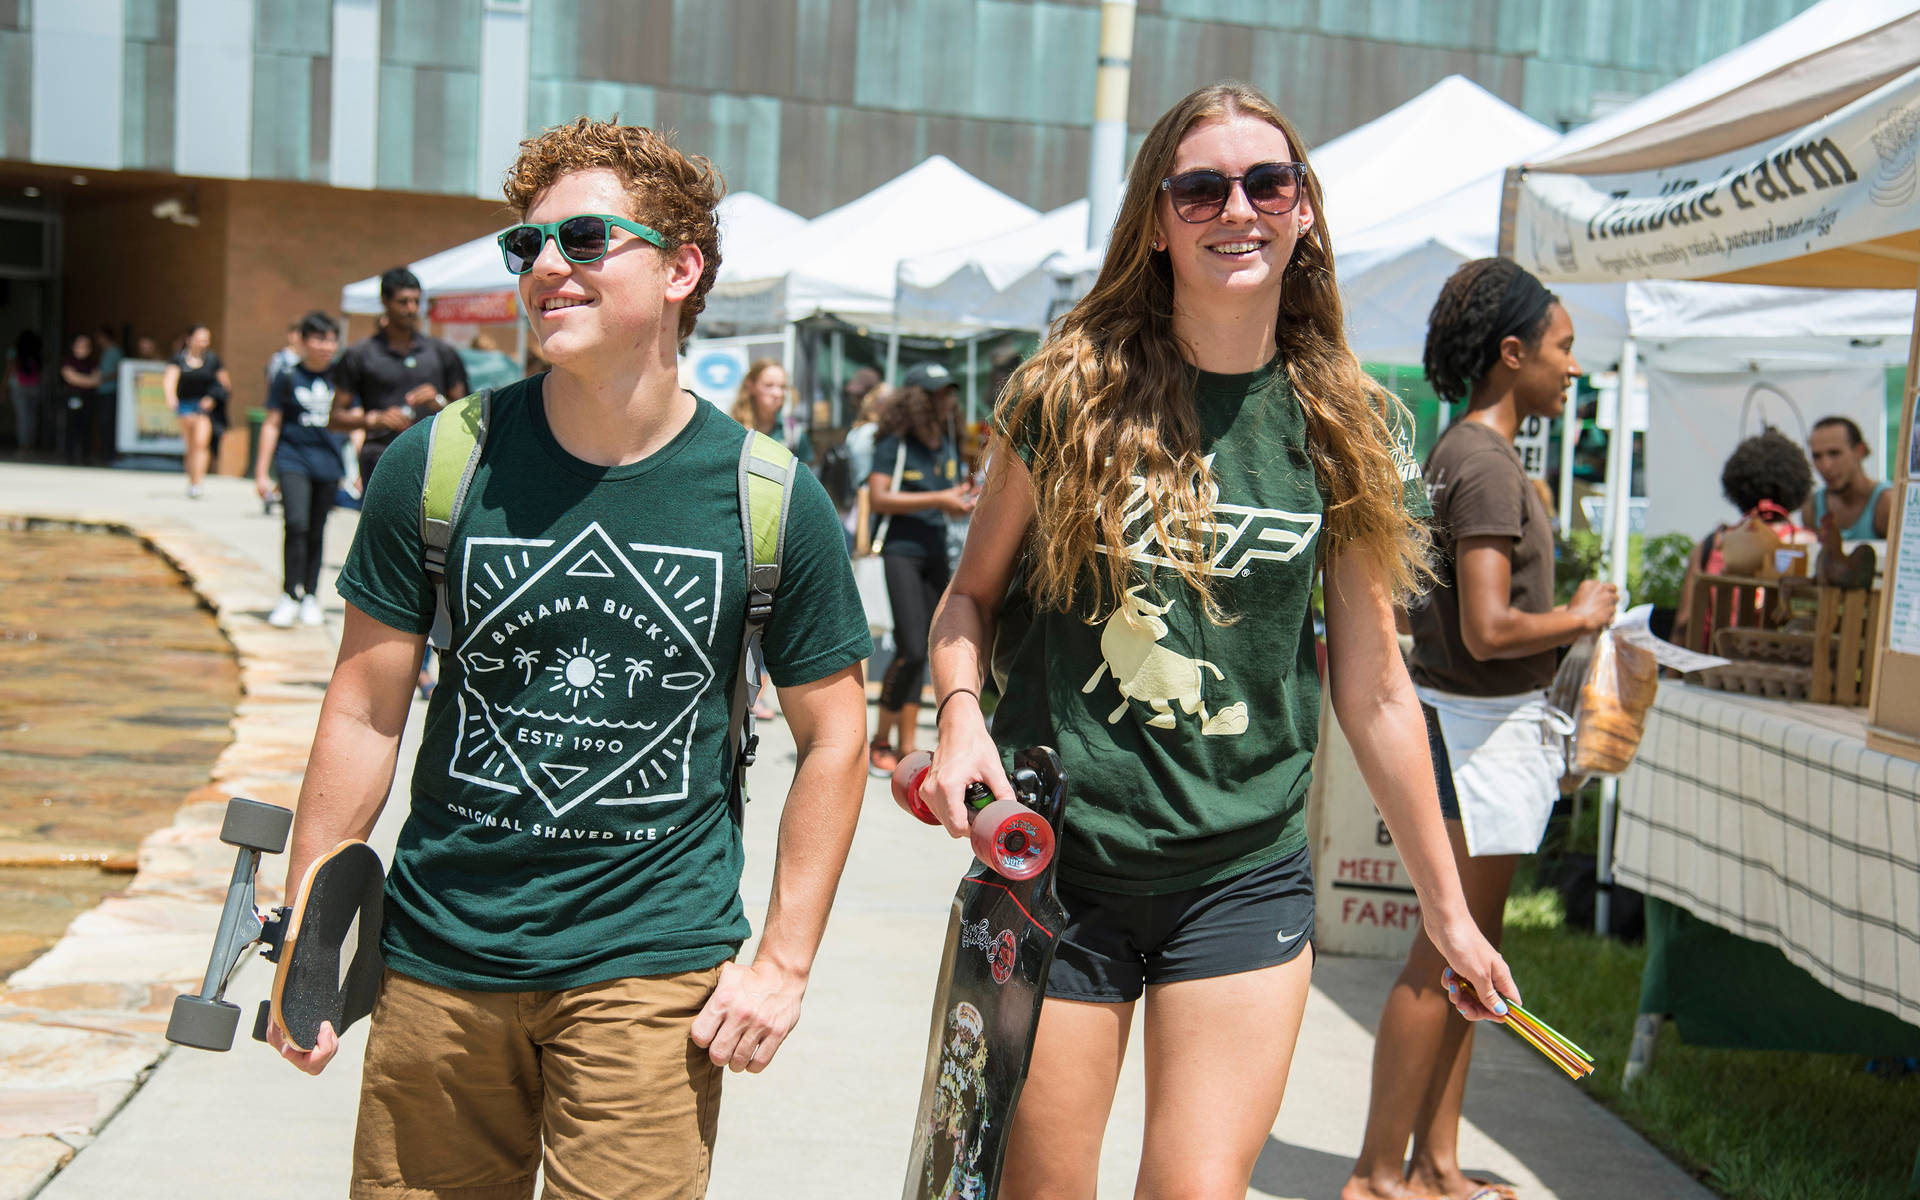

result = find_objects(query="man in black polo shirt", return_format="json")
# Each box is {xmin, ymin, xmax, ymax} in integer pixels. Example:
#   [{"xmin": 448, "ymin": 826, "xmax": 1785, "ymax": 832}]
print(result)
[{"xmin": 330, "ymin": 267, "xmax": 469, "ymax": 486}]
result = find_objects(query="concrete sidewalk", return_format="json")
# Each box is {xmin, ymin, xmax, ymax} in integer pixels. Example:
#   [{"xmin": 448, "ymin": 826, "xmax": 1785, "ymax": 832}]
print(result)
[{"xmin": 1, "ymin": 463, "xmax": 1710, "ymax": 1200}]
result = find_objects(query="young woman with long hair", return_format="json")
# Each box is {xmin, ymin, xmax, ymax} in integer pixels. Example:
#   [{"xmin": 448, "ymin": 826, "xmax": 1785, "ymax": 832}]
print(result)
[
  {"xmin": 920, "ymin": 81, "xmax": 1516, "ymax": 1197},
  {"xmin": 730, "ymin": 357, "xmax": 813, "ymax": 466},
  {"xmin": 1344, "ymin": 258, "xmax": 1614, "ymax": 1200},
  {"xmin": 163, "ymin": 324, "xmax": 230, "ymax": 498},
  {"xmin": 868, "ymin": 362, "xmax": 974, "ymax": 775}
]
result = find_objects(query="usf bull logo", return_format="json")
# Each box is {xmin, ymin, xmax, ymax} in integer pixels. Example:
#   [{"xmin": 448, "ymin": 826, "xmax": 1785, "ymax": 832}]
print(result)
[
  {"xmin": 1097, "ymin": 456, "xmax": 1321, "ymax": 578},
  {"xmin": 1084, "ymin": 585, "xmax": 1248, "ymax": 736}
]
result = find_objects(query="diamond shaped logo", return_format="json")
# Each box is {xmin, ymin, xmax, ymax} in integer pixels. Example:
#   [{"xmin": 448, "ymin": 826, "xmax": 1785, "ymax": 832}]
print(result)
[{"xmin": 447, "ymin": 524, "xmax": 723, "ymax": 820}]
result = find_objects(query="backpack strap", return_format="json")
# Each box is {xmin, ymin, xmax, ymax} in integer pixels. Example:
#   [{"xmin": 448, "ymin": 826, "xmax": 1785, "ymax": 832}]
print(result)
[
  {"xmin": 419, "ymin": 389, "xmax": 492, "ymax": 650},
  {"xmin": 730, "ymin": 429, "xmax": 797, "ymax": 817}
]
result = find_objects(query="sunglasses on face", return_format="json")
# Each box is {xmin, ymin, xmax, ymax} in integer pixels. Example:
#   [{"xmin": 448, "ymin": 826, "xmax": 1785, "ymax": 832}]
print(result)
[
  {"xmin": 1159, "ymin": 161, "xmax": 1310, "ymax": 224},
  {"xmin": 497, "ymin": 214, "xmax": 666, "ymax": 275}
]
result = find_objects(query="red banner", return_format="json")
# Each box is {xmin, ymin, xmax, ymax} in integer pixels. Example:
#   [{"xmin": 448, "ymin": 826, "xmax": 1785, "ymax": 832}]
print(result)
[{"xmin": 430, "ymin": 291, "xmax": 519, "ymax": 324}]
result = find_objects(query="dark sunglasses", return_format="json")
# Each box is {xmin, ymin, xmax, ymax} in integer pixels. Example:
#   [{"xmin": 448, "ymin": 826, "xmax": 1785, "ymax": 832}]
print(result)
[
  {"xmin": 497, "ymin": 214, "xmax": 666, "ymax": 275},
  {"xmin": 1159, "ymin": 162, "xmax": 1310, "ymax": 224}
]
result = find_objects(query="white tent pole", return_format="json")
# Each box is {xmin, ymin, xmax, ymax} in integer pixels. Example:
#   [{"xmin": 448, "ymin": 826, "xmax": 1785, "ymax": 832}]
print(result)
[
  {"xmin": 1608, "ymin": 338, "xmax": 1638, "ymax": 596},
  {"xmin": 966, "ymin": 336, "xmax": 979, "ymax": 427},
  {"xmin": 1559, "ymin": 377, "xmax": 1579, "ymax": 535},
  {"xmin": 886, "ymin": 330, "xmax": 901, "ymax": 383}
]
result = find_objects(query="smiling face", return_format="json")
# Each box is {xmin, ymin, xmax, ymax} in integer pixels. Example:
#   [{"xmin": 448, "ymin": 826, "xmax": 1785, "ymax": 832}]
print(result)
[
  {"xmin": 1156, "ymin": 113, "xmax": 1311, "ymax": 312},
  {"xmin": 516, "ymin": 167, "xmax": 701, "ymax": 370},
  {"xmin": 1509, "ymin": 302, "xmax": 1580, "ymax": 419}
]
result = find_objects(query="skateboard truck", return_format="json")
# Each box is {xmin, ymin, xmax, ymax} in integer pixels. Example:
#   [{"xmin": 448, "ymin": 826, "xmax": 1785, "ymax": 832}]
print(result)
[
  {"xmin": 167, "ymin": 797, "xmax": 386, "ymax": 1054},
  {"xmin": 164, "ymin": 797, "xmax": 296, "ymax": 1052},
  {"xmin": 891, "ymin": 750, "xmax": 1056, "ymax": 880}
]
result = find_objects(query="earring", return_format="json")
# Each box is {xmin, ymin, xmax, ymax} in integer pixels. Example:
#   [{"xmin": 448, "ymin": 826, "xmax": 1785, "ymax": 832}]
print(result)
[{"xmin": 1152, "ymin": 239, "xmax": 1165, "ymax": 252}]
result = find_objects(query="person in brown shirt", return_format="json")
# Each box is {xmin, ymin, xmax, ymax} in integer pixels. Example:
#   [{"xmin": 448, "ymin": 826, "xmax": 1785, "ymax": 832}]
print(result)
[{"xmin": 1345, "ymin": 259, "xmax": 1615, "ymax": 1200}]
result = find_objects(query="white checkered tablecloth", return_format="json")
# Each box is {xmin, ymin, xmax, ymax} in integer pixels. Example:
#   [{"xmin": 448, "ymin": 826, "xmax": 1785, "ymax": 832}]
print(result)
[{"xmin": 1615, "ymin": 681, "xmax": 1920, "ymax": 1027}]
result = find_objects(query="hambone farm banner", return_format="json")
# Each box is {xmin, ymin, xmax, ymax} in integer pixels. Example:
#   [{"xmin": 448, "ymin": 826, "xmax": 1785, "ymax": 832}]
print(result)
[{"xmin": 1511, "ymin": 67, "xmax": 1920, "ymax": 284}]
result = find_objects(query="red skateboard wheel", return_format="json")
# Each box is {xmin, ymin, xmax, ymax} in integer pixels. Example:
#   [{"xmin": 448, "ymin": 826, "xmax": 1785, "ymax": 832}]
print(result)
[
  {"xmin": 890, "ymin": 750, "xmax": 938, "ymax": 825},
  {"xmin": 970, "ymin": 797, "xmax": 1054, "ymax": 880}
]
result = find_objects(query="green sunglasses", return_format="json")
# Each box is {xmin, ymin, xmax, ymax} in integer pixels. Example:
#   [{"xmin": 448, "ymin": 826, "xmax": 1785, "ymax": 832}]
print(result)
[{"xmin": 497, "ymin": 213, "xmax": 666, "ymax": 274}]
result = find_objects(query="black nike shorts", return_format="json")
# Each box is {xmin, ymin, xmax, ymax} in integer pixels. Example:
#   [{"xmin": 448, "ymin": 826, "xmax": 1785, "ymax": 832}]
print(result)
[{"xmin": 1045, "ymin": 845, "xmax": 1315, "ymax": 1003}]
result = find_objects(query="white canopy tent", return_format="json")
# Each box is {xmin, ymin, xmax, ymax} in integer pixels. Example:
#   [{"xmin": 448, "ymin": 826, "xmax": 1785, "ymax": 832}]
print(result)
[
  {"xmin": 706, "ymin": 157, "xmax": 1039, "ymax": 332},
  {"xmin": 1310, "ymin": 75, "xmax": 1564, "ymax": 243},
  {"xmin": 892, "ymin": 199, "xmax": 1090, "ymax": 336}
]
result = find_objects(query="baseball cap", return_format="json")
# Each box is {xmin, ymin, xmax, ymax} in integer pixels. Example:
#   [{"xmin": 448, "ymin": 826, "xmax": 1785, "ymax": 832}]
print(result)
[{"xmin": 902, "ymin": 361, "xmax": 956, "ymax": 392}]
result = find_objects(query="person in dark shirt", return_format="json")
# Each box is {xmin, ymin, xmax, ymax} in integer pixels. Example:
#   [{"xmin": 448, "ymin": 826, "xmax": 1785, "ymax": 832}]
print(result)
[
  {"xmin": 864, "ymin": 360, "xmax": 973, "ymax": 776},
  {"xmin": 163, "ymin": 324, "xmax": 230, "ymax": 498},
  {"xmin": 59, "ymin": 333, "xmax": 102, "ymax": 465},
  {"xmin": 252, "ymin": 312, "xmax": 345, "ymax": 628},
  {"xmin": 328, "ymin": 267, "xmax": 468, "ymax": 486}
]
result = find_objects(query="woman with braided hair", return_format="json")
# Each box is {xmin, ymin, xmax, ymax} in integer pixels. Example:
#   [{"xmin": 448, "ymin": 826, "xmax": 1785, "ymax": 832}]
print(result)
[
  {"xmin": 1342, "ymin": 258, "xmax": 1616, "ymax": 1200},
  {"xmin": 920, "ymin": 82, "xmax": 1517, "ymax": 1198}
]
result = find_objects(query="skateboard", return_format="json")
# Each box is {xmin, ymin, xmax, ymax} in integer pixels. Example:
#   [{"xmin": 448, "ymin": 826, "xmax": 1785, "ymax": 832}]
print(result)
[
  {"xmin": 165, "ymin": 797, "xmax": 386, "ymax": 1054},
  {"xmin": 898, "ymin": 746, "xmax": 1068, "ymax": 1200}
]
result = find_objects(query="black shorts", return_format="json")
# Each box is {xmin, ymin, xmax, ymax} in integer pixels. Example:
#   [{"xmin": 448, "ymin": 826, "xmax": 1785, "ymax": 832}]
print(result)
[
  {"xmin": 1421, "ymin": 703, "xmax": 1463, "ymax": 821},
  {"xmin": 1046, "ymin": 846, "xmax": 1315, "ymax": 1003}
]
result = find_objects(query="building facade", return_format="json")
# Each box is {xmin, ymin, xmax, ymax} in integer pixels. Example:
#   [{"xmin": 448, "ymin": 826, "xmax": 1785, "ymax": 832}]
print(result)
[{"xmin": 0, "ymin": 0, "xmax": 1822, "ymax": 465}]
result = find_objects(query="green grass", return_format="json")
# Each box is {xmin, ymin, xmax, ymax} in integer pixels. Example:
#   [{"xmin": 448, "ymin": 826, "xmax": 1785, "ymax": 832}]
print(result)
[{"xmin": 1501, "ymin": 882, "xmax": 1920, "ymax": 1200}]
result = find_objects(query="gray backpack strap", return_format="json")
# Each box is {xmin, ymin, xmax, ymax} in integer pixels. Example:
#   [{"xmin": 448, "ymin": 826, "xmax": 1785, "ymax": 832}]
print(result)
[
  {"xmin": 730, "ymin": 429, "xmax": 798, "ymax": 815},
  {"xmin": 419, "ymin": 389, "xmax": 492, "ymax": 650}
]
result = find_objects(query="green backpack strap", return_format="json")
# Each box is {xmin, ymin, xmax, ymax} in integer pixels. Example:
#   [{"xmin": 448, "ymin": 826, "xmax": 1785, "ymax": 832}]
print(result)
[
  {"xmin": 730, "ymin": 429, "xmax": 797, "ymax": 815},
  {"xmin": 419, "ymin": 389, "xmax": 493, "ymax": 650}
]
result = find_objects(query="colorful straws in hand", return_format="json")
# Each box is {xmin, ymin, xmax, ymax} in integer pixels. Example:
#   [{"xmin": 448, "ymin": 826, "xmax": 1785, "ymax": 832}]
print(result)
[{"xmin": 1457, "ymin": 980, "xmax": 1596, "ymax": 1081}]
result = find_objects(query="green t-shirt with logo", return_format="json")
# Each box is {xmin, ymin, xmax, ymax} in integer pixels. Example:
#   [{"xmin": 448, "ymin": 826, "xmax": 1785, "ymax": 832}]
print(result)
[
  {"xmin": 336, "ymin": 374, "xmax": 871, "ymax": 991},
  {"xmin": 992, "ymin": 358, "xmax": 1428, "ymax": 895}
]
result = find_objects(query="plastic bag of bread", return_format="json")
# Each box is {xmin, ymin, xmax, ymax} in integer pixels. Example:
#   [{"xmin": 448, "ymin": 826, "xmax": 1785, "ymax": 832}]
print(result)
[{"xmin": 1562, "ymin": 629, "xmax": 1659, "ymax": 778}]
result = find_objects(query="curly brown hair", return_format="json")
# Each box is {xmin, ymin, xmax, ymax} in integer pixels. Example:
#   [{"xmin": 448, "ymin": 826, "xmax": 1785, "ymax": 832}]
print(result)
[
  {"xmin": 1002, "ymin": 81, "xmax": 1431, "ymax": 619},
  {"xmin": 502, "ymin": 117, "xmax": 725, "ymax": 341},
  {"xmin": 1421, "ymin": 258, "xmax": 1558, "ymax": 404}
]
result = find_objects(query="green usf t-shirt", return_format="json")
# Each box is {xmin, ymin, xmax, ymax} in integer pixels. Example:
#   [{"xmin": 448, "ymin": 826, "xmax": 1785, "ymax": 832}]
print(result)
[
  {"xmin": 336, "ymin": 375, "xmax": 871, "ymax": 990},
  {"xmin": 991, "ymin": 358, "xmax": 1428, "ymax": 894}
]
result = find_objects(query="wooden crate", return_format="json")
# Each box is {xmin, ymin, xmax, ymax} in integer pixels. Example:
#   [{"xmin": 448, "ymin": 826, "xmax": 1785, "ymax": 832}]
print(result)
[{"xmin": 1811, "ymin": 586, "xmax": 1881, "ymax": 706}]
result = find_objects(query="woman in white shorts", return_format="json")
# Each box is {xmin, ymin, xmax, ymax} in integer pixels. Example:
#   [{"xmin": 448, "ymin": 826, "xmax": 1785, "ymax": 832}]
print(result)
[{"xmin": 1343, "ymin": 258, "xmax": 1616, "ymax": 1200}]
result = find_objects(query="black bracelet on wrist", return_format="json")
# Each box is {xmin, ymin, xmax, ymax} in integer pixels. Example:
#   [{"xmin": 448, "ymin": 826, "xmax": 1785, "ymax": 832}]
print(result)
[{"xmin": 935, "ymin": 688, "xmax": 980, "ymax": 722}]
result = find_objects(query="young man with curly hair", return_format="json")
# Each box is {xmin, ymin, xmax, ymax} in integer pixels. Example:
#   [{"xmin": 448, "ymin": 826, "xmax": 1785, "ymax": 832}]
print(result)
[{"xmin": 268, "ymin": 119, "xmax": 872, "ymax": 1200}]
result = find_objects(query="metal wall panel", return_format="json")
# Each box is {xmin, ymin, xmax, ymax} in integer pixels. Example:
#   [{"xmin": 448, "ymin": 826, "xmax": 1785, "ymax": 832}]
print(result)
[
  {"xmin": 330, "ymin": 0, "xmax": 379, "ymax": 189},
  {"xmin": 0, "ymin": 31, "xmax": 27, "ymax": 161},
  {"xmin": 252, "ymin": 51, "xmax": 329, "ymax": 182},
  {"xmin": 528, "ymin": 79, "xmax": 658, "ymax": 134},
  {"xmin": 175, "ymin": 0, "xmax": 250, "ymax": 178},
  {"xmin": 255, "ymin": 0, "xmax": 329, "ymax": 55},
  {"xmin": 789, "ymin": 0, "xmax": 859, "ymax": 105},
  {"xmin": 533, "ymin": 0, "xmax": 673, "ymax": 89},
  {"xmin": 972, "ymin": 0, "xmax": 1097, "ymax": 125},
  {"xmin": 0, "ymin": 2, "xmax": 24, "ymax": 32},
  {"xmin": 32, "ymin": 0, "xmax": 124, "ymax": 170},
  {"xmin": 477, "ymin": 4, "xmax": 530, "ymax": 199},
  {"xmin": 124, "ymin": 0, "xmax": 177, "ymax": 42},
  {"xmin": 380, "ymin": 0, "xmax": 479, "ymax": 71},
  {"xmin": 654, "ymin": 91, "xmax": 783, "ymax": 199},
  {"xmin": 376, "ymin": 64, "xmax": 478, "ymax": 195}
]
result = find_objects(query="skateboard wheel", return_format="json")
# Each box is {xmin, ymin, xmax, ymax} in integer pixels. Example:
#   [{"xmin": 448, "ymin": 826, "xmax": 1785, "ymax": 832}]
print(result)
[
  {"xmin": 970, "ymin": 798, "xmax": 1054, "ymax": 880},
  {"xmin": 219, "ymin": 798, "xmax": 293, "ymax": 854},
  {"xmin": 890, "ymin": 750, "xmax": 938, "ymax": 825},
  {"xmin": 166, "ymin": 994, "xmax": 241, "ymax": 1051}
]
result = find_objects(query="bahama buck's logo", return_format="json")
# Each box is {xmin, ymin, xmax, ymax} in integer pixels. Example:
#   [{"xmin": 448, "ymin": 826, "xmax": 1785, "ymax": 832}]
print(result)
[{"xmin": 446, "ymin": 523, "xmax": 723, "ymax": 819}]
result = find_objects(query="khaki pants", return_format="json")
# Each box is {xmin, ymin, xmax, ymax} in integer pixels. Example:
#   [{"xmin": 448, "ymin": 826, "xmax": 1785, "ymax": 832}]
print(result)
[{"xmin": 350, "ymin": 967, "xmax": 724, "ymax": 1200}]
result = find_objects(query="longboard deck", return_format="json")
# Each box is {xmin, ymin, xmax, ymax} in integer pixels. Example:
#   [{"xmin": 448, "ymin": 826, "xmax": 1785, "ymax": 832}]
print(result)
[
  {"xmin": 903, "ymin": 748, "xmax": 1067, "ymax": 1200},
  {"xmin": 269, "ymin": 840, "xmax": 385, "ymax": 1052}
]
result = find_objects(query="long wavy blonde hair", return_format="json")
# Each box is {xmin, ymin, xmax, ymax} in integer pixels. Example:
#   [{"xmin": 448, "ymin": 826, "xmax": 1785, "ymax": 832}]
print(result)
[{"xmin": 1000, "ymin": 81, "xmax": 1430, "ymax": 621}]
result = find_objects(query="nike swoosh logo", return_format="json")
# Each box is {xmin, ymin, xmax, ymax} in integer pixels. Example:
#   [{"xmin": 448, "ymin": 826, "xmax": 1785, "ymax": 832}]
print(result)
[{"xmin": 1276, "ymin": 929, "xmax": 1302, "ymax": 945}]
